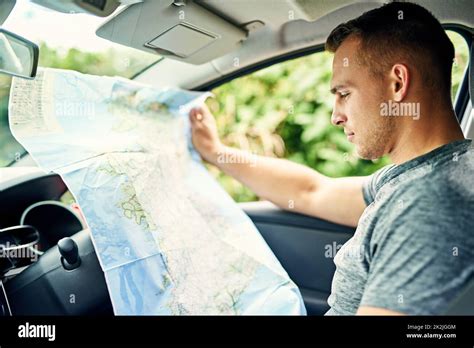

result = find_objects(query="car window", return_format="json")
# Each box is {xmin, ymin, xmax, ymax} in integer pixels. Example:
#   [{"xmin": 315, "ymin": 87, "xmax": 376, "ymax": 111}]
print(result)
[
  {"xmin": 0, "ymin": 0, "xmax": 160, "ymax": 167},
  {"xmin": 208, "ymin": 29, "xmax": 470, "ymax": 202},
  {"xmin": 448, "ymin": 30, "xmax": 470, "ymax": 101},
  {"xmin": 4, "ymin": 0, "xmax": 159, "ymax": 78}
]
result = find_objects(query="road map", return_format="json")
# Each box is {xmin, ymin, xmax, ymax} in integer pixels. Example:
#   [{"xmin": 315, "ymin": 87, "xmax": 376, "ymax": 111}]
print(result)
[{"xmin": 9, "ymin": 68, "xmax": 306, "ymax": 315}]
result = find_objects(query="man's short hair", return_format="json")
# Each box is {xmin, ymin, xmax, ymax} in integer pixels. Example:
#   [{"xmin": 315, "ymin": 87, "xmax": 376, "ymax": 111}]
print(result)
[{"xmin": 325, "ymin": 2, "xmax": 455, "ymax": 96}]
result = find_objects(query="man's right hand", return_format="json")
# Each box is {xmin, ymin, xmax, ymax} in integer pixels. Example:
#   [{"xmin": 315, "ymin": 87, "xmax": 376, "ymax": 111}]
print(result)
[
  {"xmin": 188, "ymin": 104, "xmax": 367, "ymax": 227},
  {"xmin": 189, "ymin": 104, "xmax": 223, "ymax": 165}
]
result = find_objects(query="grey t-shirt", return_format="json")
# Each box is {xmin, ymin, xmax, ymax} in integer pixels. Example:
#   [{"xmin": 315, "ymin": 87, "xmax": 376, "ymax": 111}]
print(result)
[{"xmin": 325, "ymin": 139, "xmax": 474, "ymax": 315}]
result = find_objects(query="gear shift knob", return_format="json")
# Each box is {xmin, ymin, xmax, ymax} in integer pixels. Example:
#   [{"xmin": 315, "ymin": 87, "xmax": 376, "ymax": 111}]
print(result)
[{"xmin": 58, "ymin": 237, "xmax": 81, "ymax": 270}]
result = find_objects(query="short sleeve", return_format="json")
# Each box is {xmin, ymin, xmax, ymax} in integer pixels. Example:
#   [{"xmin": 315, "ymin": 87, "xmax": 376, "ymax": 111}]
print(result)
[
  {"xmin": 359, "ymin": 195, "xmax": 474, "ymax": 315},
  {"xmin": 362, "ymin": 165, "xmax": 394, "ymax": 205}
]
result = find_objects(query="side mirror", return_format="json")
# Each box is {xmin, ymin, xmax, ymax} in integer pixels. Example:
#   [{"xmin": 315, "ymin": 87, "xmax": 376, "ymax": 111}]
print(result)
[{"xmin": 0, "ymin": 28, "xmax": 38, "ymax": 79}]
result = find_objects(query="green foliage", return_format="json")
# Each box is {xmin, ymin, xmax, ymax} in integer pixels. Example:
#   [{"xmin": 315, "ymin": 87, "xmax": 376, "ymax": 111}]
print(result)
[
  {"xmin": 449, "ymin": 31, "xmax": 470, "ymax": 100},
  {"xmin": 0, "ymin": 75, "xmax": 23, "ymax": 166},
  {"xmin": 38, "ymin": 43, "xmax": 157, "ymax": 77}
]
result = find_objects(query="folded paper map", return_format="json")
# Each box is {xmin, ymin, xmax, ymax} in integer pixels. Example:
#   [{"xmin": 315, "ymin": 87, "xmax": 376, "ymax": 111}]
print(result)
[{"xmin": 9, "ymin": 68, "xmax": 306, "ymax": 315}]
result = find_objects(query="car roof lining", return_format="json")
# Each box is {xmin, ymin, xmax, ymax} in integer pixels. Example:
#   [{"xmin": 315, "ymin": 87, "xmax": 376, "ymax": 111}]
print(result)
[{"xmin": 134, "ymin": 0, "xmax": 474, "ymax": 90}]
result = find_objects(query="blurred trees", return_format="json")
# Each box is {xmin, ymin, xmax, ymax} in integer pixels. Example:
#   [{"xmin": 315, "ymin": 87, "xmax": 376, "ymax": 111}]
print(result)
[{"xmin": 38, "ymin": 43, "xmax": 158, "ymax": 77}]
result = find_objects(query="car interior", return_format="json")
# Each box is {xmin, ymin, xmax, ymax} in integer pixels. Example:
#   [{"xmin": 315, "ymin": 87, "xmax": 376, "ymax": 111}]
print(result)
[{"xmin": 0, "ymin": 0, "xmax": 473, "ymax": 316}]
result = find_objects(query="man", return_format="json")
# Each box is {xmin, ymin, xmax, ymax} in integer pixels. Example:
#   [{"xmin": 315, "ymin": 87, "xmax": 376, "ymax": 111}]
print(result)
[{"xmin": 189, "ymin": 2, "xmax": 474, "ymax": 315}]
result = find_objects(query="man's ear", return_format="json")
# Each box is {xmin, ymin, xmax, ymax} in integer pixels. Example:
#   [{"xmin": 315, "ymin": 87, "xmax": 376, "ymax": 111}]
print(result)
[{"xmin": 390, "ymin": 63, "xmax": 410, "ymax": 102}]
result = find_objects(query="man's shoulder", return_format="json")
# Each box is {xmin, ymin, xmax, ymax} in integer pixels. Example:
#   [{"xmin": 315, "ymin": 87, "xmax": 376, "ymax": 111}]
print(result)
[
  {"xmin": 386, "ymin": 146, "xmax": 473, "ymax": 202},
  {"xmin": 369, "ymin": 168, "xmax": 474, "ymax": 268},
  {"xmin": 373, "ymin": 152, "xmax": 473, "ymax": 238}
]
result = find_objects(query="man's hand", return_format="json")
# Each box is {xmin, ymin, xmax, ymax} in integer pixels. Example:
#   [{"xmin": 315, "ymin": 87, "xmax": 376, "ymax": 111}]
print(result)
[
  {"xmin": 188, "ymin": 104, "xmax": 367, "ymax": 227},
  {"xmin": 189, "ymin": 104, "xmax": 223, "ymax": 165}
]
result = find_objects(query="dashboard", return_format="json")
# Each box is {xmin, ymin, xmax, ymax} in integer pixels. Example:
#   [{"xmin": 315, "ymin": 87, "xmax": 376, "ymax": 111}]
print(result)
[{"xmin": 0, "ymin": 167, "xmax": 113, "ymax": 315}]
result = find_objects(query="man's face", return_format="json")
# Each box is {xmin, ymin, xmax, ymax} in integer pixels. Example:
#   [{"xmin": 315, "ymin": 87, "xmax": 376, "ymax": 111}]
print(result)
[{"xmin": 330, "ymin": 37, "xmax": 395, "ymax": 160}]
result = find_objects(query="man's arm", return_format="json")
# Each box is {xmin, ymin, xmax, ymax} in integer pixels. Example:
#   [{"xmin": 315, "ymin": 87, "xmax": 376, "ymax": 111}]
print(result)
[{"xmin": 189, "ymin": 105, "xmax": 367, "ymax": 227}]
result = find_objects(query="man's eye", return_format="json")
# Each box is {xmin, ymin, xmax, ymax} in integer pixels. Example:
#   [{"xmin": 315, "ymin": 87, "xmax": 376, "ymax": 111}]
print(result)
[{"xmin": 340, "ymin": 92, "xmax": 350, "ymax": 99}]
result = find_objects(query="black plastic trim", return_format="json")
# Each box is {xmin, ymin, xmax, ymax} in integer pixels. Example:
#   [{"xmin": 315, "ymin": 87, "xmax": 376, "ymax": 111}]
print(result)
[{"xmin": 241, "ymin": 202, "xmax": 356, "ymax": 234}]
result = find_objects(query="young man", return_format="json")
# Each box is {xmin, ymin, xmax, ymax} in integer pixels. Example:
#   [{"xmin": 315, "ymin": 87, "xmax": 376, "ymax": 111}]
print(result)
[{"xmin": 189, "ymin": 2, "xmax": 473, "ymax": 315}]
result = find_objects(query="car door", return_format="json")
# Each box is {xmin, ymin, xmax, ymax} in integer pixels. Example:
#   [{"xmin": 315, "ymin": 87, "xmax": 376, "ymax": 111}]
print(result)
[{"xmin": 240, "ymin": 201, "xmax": 354, "ymax": 315}]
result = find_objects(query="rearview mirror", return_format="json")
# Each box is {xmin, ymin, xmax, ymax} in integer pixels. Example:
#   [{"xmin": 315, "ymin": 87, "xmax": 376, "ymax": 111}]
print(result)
[{"xmin": 0, "ymin": 28, "xmax": 38, "ymax": 79}]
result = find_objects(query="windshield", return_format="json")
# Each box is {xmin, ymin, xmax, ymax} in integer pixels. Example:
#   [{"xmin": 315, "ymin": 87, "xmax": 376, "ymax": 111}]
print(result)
[{"xmin": 0, "ymin": 0, "xmax": 160, "ymax": 166}]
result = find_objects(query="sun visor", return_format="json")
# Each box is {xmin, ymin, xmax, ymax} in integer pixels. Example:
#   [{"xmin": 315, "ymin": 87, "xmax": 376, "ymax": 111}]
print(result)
[{"xmin": 96, "ymin": 0, "xmax": 248, "ymax": 65}]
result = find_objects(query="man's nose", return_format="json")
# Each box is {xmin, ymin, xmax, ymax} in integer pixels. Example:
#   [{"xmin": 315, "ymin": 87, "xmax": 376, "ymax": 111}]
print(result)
[{"xmin": 331, "ymin": 111, "xmax": 347, "ymax": 126}]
